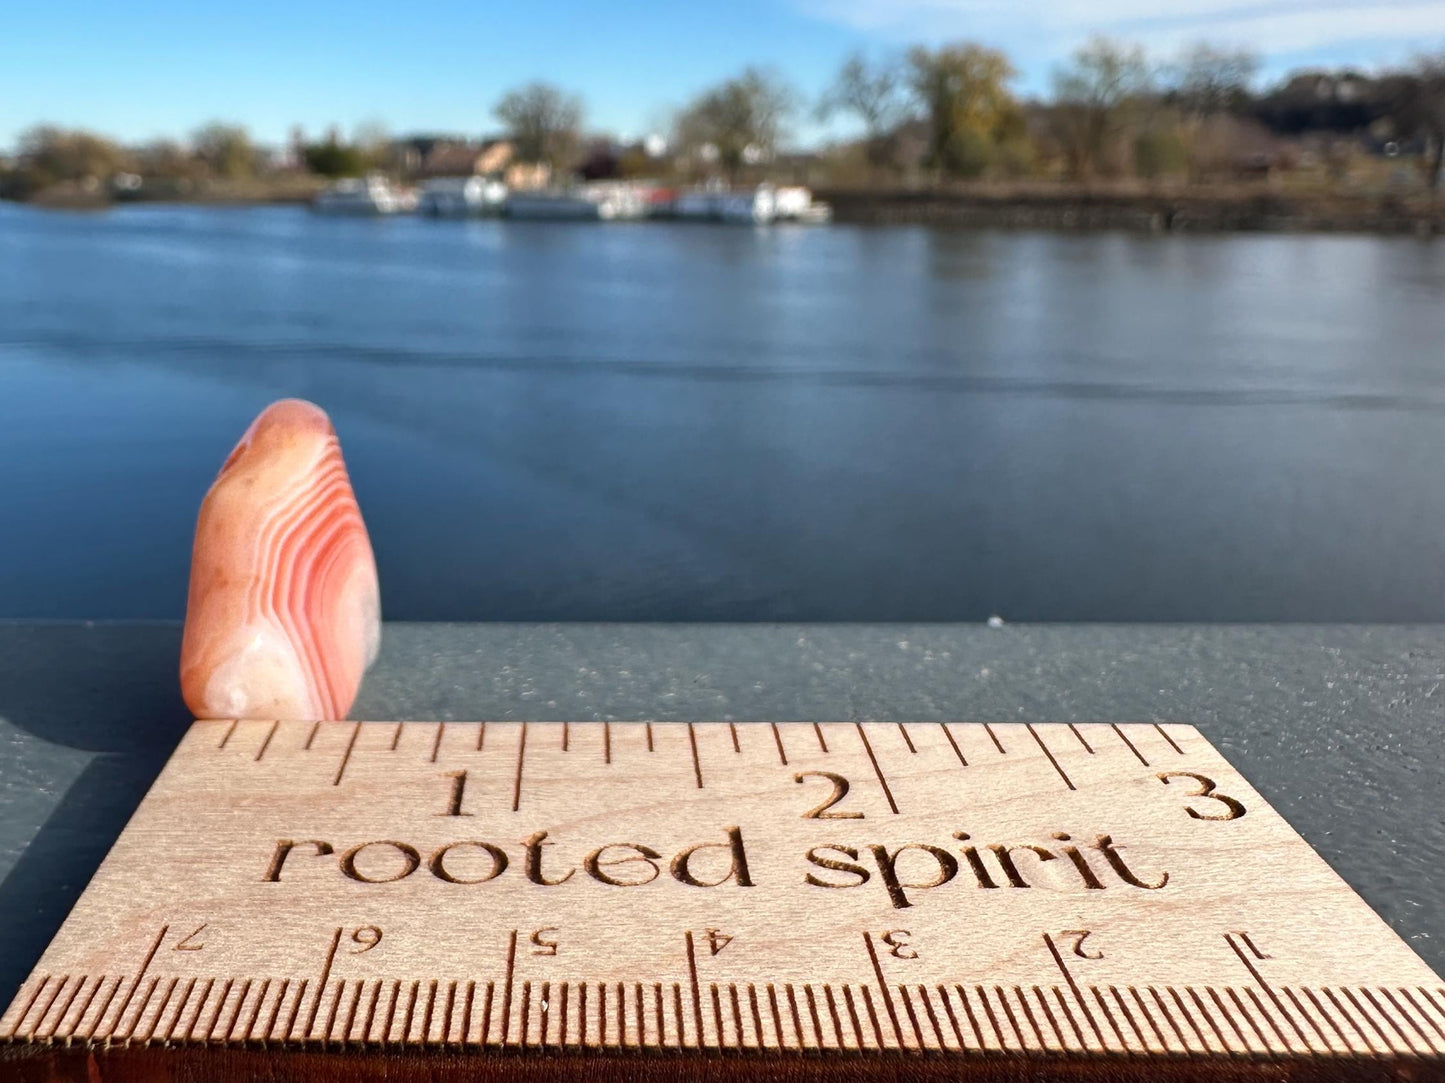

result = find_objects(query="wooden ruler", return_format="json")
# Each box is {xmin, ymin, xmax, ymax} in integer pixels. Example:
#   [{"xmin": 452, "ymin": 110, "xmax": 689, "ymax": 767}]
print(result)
[{"xmin": 3, "ymin": 721, "xmax": 1443, "ymax": 1080}]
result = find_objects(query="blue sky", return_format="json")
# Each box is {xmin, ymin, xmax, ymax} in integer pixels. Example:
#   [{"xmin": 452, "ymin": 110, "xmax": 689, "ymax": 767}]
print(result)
[{"xmin": 4, "ymin": 0, "xmax": 1444, "ymax": 150}]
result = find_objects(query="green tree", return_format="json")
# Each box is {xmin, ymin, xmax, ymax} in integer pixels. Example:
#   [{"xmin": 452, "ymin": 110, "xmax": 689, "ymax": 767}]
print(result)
[
  {"xmin": 1050, "ymin": 37, "xmax": 1153, "ymax": 178},
  {"xmin": 352, "ymin": 119, "xmax": 393, "ymax": 170},
  {"xmin": 304, "ymin": 141, "xmax": 367, "ymax": 178},
  {"xmin": 494, "ymin": 82, "xmax": 585, "ymax": 170},
  {"xmin": 675, "ymin": 67, "xmax": 797, "ymax": 180},
  {"xmin": 906, "ymin": 43, "xmax": 1021, "ymax": 179},
  {"xmin": 191, "ymin": 122, "xmax": 256, "ymax": 180},
  {"xmin": 817, "ymin": 52, "xmax": 910, "ymax": 170}
]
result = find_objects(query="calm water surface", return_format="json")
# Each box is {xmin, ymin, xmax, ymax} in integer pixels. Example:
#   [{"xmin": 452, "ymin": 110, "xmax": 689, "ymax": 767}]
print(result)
[{"xmin": 3, "ymin": 202, "xmax": 1445, "ymax": 620}]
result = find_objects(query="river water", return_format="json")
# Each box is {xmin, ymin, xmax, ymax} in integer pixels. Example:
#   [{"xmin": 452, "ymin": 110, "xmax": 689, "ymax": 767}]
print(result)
[{"xmin": 3, "ymin": 202, "xmax": 1444, "ymax": 621}]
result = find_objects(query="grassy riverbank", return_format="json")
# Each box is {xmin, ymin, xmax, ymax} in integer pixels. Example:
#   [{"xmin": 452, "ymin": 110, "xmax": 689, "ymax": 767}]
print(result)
[
  {"xmin": 820, "ymin": 182, "xmax": 1445, "ymax": 234},
  {"xmin": 18, "ymin": 176, "xmax": 327, "ymax": 211}
]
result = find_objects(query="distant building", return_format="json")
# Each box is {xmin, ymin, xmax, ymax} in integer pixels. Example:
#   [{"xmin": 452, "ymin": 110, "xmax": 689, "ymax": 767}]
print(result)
[
  {"xmin": 504, "ymin": 161, "xmax": 551, "ymax": 190},
  {"xmin": 395, "ymin": 136, "xmax": 514, "ymax": 178}
]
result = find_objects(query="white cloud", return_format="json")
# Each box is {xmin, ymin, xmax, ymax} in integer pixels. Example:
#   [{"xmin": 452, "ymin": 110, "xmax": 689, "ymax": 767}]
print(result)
[{"xmin": 804, "ymin": 0, "xmax": 1445, "ymax": 59}]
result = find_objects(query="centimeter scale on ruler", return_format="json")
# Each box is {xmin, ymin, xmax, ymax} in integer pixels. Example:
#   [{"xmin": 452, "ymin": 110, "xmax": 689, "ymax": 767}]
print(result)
[{"xmin": 3, "ymin": 720, "xmax": 1443, "ymax": 1073}]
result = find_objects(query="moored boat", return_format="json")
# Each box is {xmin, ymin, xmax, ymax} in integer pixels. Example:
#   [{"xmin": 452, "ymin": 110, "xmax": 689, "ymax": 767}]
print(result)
[
  {"xmin": 668, "ymin": 183, "xmax": 835, "ymax": 224},
  {"xmin": 505, "ymin": 182, "xmax": 648, "ymax": 221},
  {"xmin": 313, "ymin": 174, "xmax": 416, "ymax": 216},
  {"xmin": 772, "ymin": 185, "xmax": 832, "ymax": 224},
  {"xmin": 417, "ymin": 176, "xmax": 507, "ymax": 217}
]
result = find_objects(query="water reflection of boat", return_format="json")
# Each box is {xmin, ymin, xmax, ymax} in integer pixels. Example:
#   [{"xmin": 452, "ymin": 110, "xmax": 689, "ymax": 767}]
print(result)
[
  {"xmin": 313, "ymin": 174, "xmax": 417, "ymax": 216},
  {"xmin": 505, "ymin": 182, "xmax": 649, "ymax": 221},
  {"xmin": 417, "ymin": 176, "xmax": 507, "ymax": 218}
]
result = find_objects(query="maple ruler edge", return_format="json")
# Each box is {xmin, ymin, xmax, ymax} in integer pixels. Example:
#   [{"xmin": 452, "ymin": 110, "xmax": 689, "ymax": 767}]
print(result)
[{"xmin": 3, "ymin": 720, "xmax": 1443, "ymax": 1076}]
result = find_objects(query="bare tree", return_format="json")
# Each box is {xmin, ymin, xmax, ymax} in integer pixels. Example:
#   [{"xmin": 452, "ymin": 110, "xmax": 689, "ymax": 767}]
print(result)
[
  {"xmin": 1391, "ymin": 51, "xmax": 1445, "ymax": 191},
  {"xmin": 1168, "ymin": 43, "xmax": 1259, "ymax": 116},
  {"xmin": 817, "ymin": 52, "xmax": 910, "ymax": 169},
  {"xmin": 494, "ymin": 82, "xmax": 585, "ymax": 170},
  {"xmin": 675, "ymin": 67, "xmax": 797, "ymax": 180},
  {"xmin": 1161, "ymin": 43, "xmax": 1259, "ymax": 179},
  {"xmin": 1050, "ymin": 37, "xmax": 1153, "ymax": 178}
]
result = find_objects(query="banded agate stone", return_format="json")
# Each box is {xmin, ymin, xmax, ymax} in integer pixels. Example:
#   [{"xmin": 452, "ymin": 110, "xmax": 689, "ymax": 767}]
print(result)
[{"xmin": 180, "ymin": 400, "xmax": 380, "ymax": 720}]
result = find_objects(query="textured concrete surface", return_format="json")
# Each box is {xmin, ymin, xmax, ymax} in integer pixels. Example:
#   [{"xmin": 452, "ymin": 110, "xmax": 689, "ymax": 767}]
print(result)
[{"xmin": 1, "ymin": 621, "xmax": 1442, "ymax": 1007}]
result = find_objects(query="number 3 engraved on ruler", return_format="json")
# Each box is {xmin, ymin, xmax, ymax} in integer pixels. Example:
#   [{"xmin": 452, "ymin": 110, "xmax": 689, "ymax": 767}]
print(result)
[
  {"xmin": 881, "ymin": 930, "xmax": 917, "ymax": 959},
  {"xmin": 794, "ymin": 771, "xmax": 864, "ymax": 819},
  {"xmin": 1157, "ymin": 771, "xmax": 1246, "ymax": 820}
]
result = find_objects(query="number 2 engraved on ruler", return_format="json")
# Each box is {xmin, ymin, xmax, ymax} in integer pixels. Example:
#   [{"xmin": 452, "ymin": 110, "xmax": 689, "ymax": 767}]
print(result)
[
  {"xmin": 794, "ymin": 771, "xmax": 864, "ymax": 819},
  {"xmin": 438, "ymin": 770, "xmax": 472, "ymax": 817},
  {"xmin": 1157, "ymin": 771, "xmax": 1247, "ymax": 820},
  {"xmin": 1061, "ymin": 929, "xmax": 1102, "ymax": 960},
  {"xmin": 174, "ymin": 923, "xmax": 208, "ymax": 951}
]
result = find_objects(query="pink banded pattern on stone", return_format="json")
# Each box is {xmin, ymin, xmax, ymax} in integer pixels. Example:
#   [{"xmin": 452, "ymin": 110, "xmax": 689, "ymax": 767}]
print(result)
[{"xmin": 180, "ymin": 399, "xmax": 380, "ymax": 720}]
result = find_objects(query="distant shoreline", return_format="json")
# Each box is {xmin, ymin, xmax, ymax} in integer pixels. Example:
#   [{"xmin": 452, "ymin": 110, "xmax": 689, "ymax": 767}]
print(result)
[
  {"xmin": 819, "ymin": 184, "xmax": 1444, "ymax": 235},
  {"xmin": 9, "ymin": 181, "xmax": 1442, "ymax": 235}
]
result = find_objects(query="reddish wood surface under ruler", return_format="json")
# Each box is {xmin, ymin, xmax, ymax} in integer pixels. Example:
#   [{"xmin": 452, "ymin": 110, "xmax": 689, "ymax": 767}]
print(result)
[{"xmin": 2, "ymin": 721, "xmax": 1442, "ymax": 1081}]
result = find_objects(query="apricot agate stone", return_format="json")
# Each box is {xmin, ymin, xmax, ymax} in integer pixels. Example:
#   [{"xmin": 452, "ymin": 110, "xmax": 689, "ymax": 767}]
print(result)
[{"xmin": 180, "ymin": 400, "xmax": 380, "ymax": 720}]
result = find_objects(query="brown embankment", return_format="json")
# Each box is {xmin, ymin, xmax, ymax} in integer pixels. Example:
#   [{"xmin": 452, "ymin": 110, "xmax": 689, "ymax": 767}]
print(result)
[
  {"xmin": 22, "ymin": 176, "xmax": 327, "ymax": 210},
  {"xmin": 817, "ymin": 183, "xmax": 1445, "ymax": 234}
]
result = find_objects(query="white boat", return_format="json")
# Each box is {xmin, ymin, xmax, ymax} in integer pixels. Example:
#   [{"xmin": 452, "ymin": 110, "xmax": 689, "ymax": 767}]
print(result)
[
  {"xmin": 772, "ymin": 185, "xmax": 832, "ymax": 223},
  {"xmin": 505, "ymin": 182, "xmax": 648, "ymax": 221},
  {"xmin": 313, "ymin": 174, "xmax": 416, "ymax": 216},
  {"xmin": 671, "ymin": 184, "xmax": 782, "ymax": 224},
  {"xmin": 417, "ymin": 176, "xmax": 507, "ymax": 218}
]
